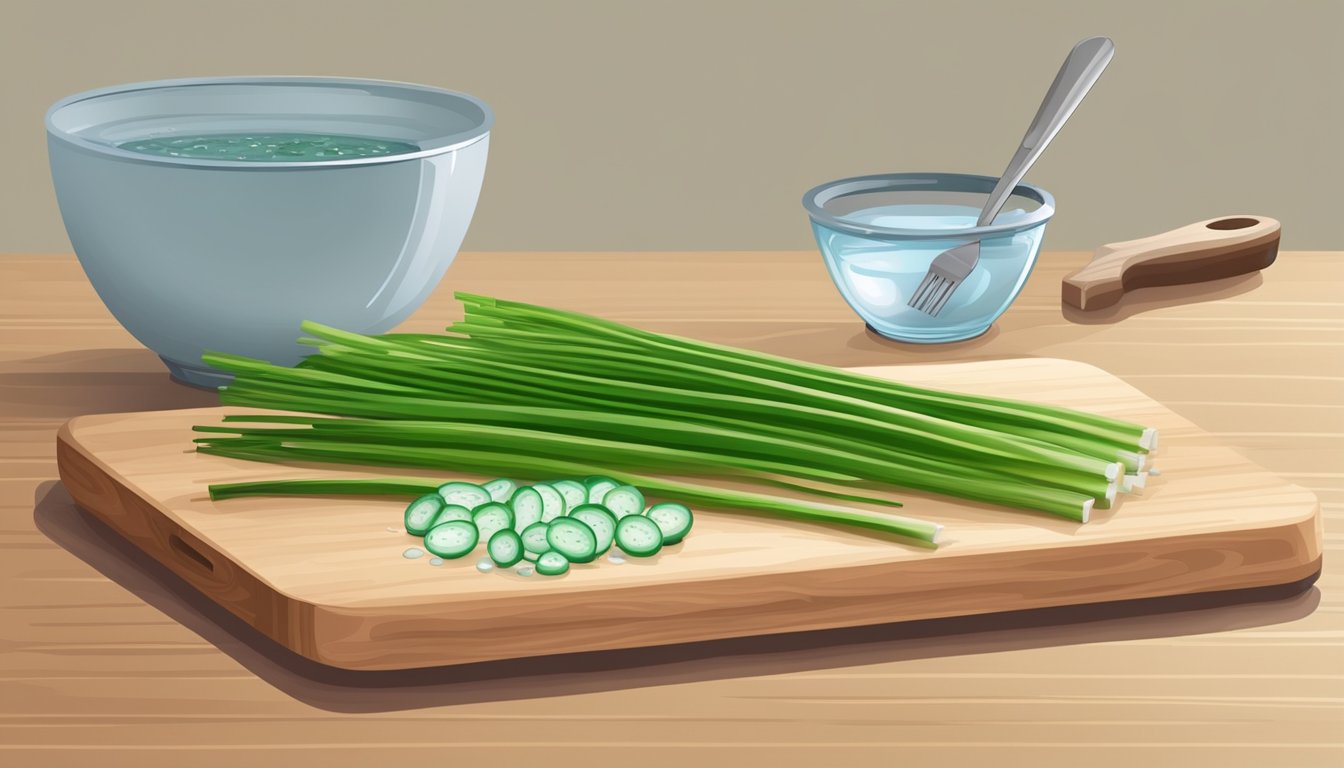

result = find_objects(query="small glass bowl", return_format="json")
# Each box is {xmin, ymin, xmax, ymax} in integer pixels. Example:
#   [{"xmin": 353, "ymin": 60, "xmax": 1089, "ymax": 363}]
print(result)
[{"xmin": 803, "ymin": 172, "xmax": 1055, "ymax": 343}]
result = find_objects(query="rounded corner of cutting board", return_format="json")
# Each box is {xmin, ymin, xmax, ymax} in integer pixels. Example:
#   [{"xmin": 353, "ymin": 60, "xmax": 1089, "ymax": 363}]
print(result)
[
  {"xmin": 60, "ymin": 409, "xmax": 126, "ymax": 435},
  {"xmin": 54, "ymin": 416, "xmax": 84, "ymax": 446}
]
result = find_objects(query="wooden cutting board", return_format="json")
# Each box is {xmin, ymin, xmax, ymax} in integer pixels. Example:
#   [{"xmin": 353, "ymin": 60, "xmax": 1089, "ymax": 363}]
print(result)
[{"xmin": 55, "ymin": 358, "xmax": 1321, "ymax": 671}]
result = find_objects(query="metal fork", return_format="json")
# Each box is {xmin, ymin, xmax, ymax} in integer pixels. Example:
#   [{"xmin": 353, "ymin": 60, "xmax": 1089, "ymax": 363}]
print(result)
[{"xmin": 908, "ymin": 36, "xmax": 1116, "ymax": 317}]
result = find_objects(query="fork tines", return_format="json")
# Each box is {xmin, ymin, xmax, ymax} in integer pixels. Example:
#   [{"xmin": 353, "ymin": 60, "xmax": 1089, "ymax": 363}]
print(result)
[{"xmin": 908, "ymin": 269, "xmax": 959, "ymax": 317}]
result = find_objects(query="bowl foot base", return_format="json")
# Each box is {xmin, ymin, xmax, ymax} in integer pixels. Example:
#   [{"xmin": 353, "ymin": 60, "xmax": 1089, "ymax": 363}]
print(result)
[
  {"xmin": 863, "ymin": 323, "xmax": 993, "ymax": 345},
  {"xmin": 160, "ymin": 357, "xmax": 233, "ymax": 390}
]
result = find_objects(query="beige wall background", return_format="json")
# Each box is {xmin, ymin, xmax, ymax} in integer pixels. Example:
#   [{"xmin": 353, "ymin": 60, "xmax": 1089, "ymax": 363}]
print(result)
[{"xmin": 4, "ymin": 0, "xmax": 1341, "ymax": 253}]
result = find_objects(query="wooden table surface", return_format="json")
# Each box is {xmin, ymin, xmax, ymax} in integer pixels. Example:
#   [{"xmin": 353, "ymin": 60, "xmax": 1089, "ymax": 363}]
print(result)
[{"xmin": 2, "ymin": 251, "xmax": 1340, "ymax": 767}]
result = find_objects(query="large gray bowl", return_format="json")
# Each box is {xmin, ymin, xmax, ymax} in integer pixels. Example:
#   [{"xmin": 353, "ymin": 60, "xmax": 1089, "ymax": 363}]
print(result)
[{"xmin": 46, "ymin": 76, "xmax": 492, "ymax": 387}]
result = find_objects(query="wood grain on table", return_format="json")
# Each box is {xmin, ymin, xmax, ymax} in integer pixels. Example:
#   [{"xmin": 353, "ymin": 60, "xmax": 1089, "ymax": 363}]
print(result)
[{"xmin": 2, "ymin": 251, "xmax": 1341, "ymax": 767}]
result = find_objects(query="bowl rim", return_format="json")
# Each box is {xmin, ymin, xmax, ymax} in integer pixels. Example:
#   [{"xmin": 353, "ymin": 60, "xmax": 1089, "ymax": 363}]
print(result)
[
  {"xmin": 802, "ymin": 172, "xmax": 1055, "ymax": 240},
  {"xmin": 45, "ymin": 75, "xmax": 493, "ymax": 171}
]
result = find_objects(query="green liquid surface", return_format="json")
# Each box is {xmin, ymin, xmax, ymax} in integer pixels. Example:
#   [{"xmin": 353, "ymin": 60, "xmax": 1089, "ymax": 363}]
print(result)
[{"xmin": 117, "ymin": 132, "xmax": 420, "ymax": 162}]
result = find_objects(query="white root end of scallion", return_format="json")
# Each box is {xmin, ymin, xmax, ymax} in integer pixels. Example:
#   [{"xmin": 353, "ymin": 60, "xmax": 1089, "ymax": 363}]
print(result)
[
  {"xmin": 1119, "ymin": 451, "xmax": 1145, "ymax": 472},
  {"xmin": 1124, "ymin": 473, "xmax": 1147, "ymax": 495},
  {"xmin": 1081, "ymin": 498, "xmax": 1094, "ymax": 524},
  {"xmin": 1105, "ymin": 462, "xmax": 1122, "ymax": 481},
  {"xmin": 1140, "ymin": 427, "xmax": 1159, "ymax": 452},
  {"xmin": 930, "ymin": 523, "xmax": 944, "ymax": 544},
  {"xmin": 1119, "ymin": 477, "xmax": 1133, "ymax": 494},
  {"xmin": 1106, "ymin": 482, "xmax": 1118, "ymax": 504},
  {"xmin": 1148, "ymin": 467, "xmax": 1162, "ymax": 476}
]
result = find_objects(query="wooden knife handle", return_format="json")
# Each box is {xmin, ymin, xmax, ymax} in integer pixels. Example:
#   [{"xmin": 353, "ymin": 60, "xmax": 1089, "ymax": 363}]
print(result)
[{"xmin": 1061, "ymin": 215, "xmax": 1281, "ymax": 310}]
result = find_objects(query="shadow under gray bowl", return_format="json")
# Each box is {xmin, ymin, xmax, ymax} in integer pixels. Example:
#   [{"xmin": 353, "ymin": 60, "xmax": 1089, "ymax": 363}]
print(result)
[{"xmin": 46, "ymin": 76, "xmax": 492, "ymax": 388}]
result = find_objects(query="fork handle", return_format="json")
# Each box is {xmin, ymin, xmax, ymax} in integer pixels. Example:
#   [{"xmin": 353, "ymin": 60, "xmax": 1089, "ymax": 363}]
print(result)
[
  {"xmin": 977, "ymin": 37, "xmax": 1115, "ymax": 227},
  {"xmin": 1061, "ymin": 215, "xmax": 1281, "ymax": 310}
]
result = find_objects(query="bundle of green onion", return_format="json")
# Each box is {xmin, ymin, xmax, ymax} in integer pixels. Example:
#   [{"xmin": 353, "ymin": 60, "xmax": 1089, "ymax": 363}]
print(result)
[{"xmin": 197, "ymin": 293, "xmax": 1156, "ymax": 545}]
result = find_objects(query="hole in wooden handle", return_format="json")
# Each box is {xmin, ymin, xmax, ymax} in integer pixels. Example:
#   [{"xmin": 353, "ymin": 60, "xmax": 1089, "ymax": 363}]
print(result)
[
  {"xmin": 169, "ymin": 534, "xmax": 215, "ymax": 573},
  {"xmin": 1206, "ymin": 217, "xmax": 1260, "ymax": 231}
]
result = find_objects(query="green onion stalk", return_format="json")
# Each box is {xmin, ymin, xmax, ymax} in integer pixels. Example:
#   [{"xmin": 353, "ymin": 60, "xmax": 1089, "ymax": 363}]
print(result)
[{"xmin": 196, "ymin": 293, "xmax": 1157, "ymax": 540}]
